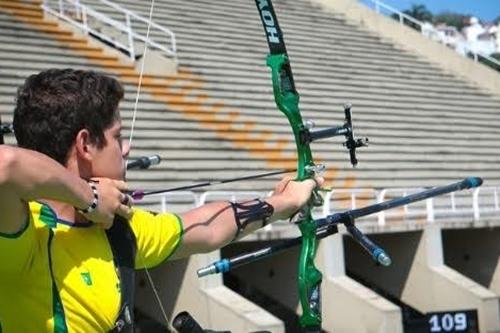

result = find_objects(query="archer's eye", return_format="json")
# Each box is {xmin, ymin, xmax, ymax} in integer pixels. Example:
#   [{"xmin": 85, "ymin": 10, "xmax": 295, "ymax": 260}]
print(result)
[{"xmin": 115, "ymin": 134, "xmax": 124, "ymax": 147}]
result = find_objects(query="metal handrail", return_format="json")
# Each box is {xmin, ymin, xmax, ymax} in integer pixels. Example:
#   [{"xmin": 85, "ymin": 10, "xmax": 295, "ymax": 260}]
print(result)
[
  {"xmin": 158, "ymin": 191, "xmax": 199, "ymax": 213},
  {"xmin": 153, "ymin": 186, "xmax": 500, "ymax": 227},
  {"xmin": 198, "ymin": 191, "xmax": 271, "ymax": 206},
  {"xmin": 472, "ymin": 186, "xmax": 500, "ymax": 220},
  {"xmin": 322, "ymin": 187, "xmax": 378, "ymax": 216},
  {"xmin": 376, "ymin": 187, "xmax": 428, "ymax": 225},
  {"xmin": 98, "ymin": 0, "xmax": 176, "ymax": 56},
  {"xmin": 41, "ymin": 0, "xmax": 176, "ymax": 61},
  {"xmin": 360, "ymin": 0, "xmax": 500, "ymax": 69}
]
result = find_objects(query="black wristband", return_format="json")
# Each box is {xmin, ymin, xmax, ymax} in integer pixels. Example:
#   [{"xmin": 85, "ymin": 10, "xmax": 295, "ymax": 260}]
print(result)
[{"xmin": 78, "ymin": 181, "xmax": 99, "ymax": 214}]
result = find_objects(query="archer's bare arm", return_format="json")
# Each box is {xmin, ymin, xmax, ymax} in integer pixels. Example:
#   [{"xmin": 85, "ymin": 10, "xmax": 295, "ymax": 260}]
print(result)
[
  {"xmin": 0, "ymin": 146, "xmax": 129, "ymax": 234},
  {"xmin": 171, "ymin": 177, "xmax": 321, "ymax": 259}
]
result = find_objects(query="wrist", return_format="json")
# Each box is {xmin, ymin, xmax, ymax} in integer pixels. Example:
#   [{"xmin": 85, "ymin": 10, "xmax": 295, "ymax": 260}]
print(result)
[
  {"xmin": 267, "ymin": 193, "xmax": 299, "ymax": 221},
  {"xmin": 77, "ymin": 181, "xmax": 99, "ymax": 214}
]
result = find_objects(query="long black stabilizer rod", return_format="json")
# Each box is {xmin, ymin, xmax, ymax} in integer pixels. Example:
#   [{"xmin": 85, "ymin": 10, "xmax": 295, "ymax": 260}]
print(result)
[
  {"xmin": 315, "ymin": 176, "xmax": 482, "ymax": 229},
  {"xmin": 197, "ymin": 177, "xmax": 483, "ymax": 277},
  {"xmin": 197, "ymin": 222, "xmax": 339, "ymax": 278}
]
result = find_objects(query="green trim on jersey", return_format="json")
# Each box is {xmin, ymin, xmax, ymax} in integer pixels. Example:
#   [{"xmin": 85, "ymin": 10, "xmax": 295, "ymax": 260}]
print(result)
[
  {"xmin": 0, "ymin": 215, "xmax": 29, "ymax": 239},
  {"xmin": 40, "ymin": 205, "xmax": 58, "ymax": 228},
  {"xmin": 48, "ymin": 230, "xmax": 68, "ymax": 333},
  {"xmin": 0, "ymin": 202, "xmax": 182, "ymax": 332},
  {"xmin": 164, "ymin": 214, "xmax": 184, "ymax": 263}
]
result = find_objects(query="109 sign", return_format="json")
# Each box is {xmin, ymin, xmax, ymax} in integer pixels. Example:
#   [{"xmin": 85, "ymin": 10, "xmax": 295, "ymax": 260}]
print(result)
[{"xmin": 427, "ymin": 310, "xmax": 478, "ymax": 333}]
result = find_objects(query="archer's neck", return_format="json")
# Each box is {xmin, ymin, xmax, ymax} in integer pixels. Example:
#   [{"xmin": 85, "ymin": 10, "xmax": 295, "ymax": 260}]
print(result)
[{"xmin": 39, "ymin": 199, "xmax": 88, "ymax": 224}]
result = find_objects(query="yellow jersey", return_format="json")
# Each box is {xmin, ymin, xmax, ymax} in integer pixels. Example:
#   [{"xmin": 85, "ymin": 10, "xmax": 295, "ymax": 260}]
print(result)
[{"xmin": 0, "ymin": 201, "xmax": 183, "ymax": 333}]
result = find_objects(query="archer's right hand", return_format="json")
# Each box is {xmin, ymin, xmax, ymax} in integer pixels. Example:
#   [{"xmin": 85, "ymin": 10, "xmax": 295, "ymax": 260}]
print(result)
[{"xmin": 78, "ymin": 178, "xmax": 133, "ymax": 229}]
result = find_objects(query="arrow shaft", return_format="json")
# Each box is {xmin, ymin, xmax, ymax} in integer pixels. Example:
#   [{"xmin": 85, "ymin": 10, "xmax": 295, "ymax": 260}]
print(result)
[{"xmin": 131, "ymin": 169, "xmax": 295, "ymax": 199}]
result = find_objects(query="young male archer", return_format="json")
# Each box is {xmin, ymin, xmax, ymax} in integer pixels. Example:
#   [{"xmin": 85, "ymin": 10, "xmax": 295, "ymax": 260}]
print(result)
[{"xmin": 0, "ymin": 68, "xmax": 321, "ymax": 332}]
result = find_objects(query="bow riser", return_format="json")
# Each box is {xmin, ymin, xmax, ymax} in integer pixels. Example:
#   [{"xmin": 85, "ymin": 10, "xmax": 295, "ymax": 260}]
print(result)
[
  {"xmin": 266, "ymin": 53, "xmax": 322, "ymax": 327},
  {"xmin": 266, "ymin": 54, "xmax": 314, "ymax": 180}
]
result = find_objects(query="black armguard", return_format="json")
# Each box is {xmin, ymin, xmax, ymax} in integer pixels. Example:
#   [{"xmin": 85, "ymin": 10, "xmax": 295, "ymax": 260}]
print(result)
[{"xmin": 230, "ymin": 199, "xmax": 274, "ymax": 240}]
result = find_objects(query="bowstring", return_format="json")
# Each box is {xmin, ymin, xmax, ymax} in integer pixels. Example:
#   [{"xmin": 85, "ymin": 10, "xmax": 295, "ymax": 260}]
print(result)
[{"xmin": 127, "ymin": 0, "xmax": 172, "ymax": 329}]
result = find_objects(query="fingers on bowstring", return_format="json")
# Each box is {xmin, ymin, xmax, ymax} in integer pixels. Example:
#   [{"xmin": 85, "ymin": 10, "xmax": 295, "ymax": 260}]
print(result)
[
  {"xmin": 116, "ymin": 191, "xmax": 133, "ymax": 220},
  {"xmin": 116, "ymin": 204, "xmax": 133, "ymax": 220},
  {"xmin": 114, "ymin": 179, "xmax": 129, "ymax": 192},
  {"xmin": 120, "ymin": 192, "xmax": 133, "ymax": 207}
]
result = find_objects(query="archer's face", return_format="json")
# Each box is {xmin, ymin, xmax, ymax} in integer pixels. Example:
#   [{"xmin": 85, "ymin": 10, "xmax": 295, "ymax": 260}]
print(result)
[{"xmin": 91, "ymin": 118, "xmax": 129, "ymax": 180}]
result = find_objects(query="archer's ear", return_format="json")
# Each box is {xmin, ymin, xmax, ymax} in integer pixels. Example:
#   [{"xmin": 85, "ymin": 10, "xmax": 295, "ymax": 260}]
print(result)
[{"xmin": 74, "ymin": 129, "xmax": 94, "ymax": 161}]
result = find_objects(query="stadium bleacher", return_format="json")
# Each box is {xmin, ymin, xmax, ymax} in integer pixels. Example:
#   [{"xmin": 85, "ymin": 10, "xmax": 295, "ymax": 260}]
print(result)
[{"xmin": 0, "ymin": 0, "xmax": 499, "ymax": 332}]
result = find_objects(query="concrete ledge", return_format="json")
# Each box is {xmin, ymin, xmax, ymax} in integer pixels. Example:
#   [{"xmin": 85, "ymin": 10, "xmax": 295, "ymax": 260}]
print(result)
[
  {"xmin": 135, "ymin": 251, "xmax": 283, "ymax": 332},
  {"xmin": 324, "ymin": 276, "xmax": 403, "ymax": 332},
  {"xmin": 136, "ymin": 49, "xmax": 178, "ymax": 76},
  {"xmin": 401, "ymin": 225, "xmax": 500, "ymax": 332},
  {"xmin": 319, "ymin": 234, "xmax": 403, "ymax": 332},
  {"xmin": 491, "ymin": 258, "xmax": 500, "ymax": 296},
  {"xmin": 195, "ymin": 250, "xmax": 284, "ymax": 332},
  {"xmin": 311, "ymin": 0, "xmax": 500, "ymax": 98},
  {"xmin": 430, "ymin": 266, "xmax": 500, "ymax": 332},
  {"xmin": 203, "ymin": 286, "xmax": 284, "ymax": 332}
]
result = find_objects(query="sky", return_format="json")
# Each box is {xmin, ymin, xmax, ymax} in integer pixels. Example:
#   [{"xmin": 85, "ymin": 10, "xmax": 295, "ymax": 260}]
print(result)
[{"xmin": 381, "ymin": 0, "xmax": 499, "ymax": 22}]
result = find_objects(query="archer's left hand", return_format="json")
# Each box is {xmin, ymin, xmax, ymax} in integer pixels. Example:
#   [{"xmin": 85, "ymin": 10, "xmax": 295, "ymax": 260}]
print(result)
[{"xmin": 268, "ymin": 176, "xmax": 324, "ymax": 221}]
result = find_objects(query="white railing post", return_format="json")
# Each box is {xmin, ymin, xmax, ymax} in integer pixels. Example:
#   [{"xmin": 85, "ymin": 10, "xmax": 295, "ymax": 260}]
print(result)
[
  {"xmin": 82, "ymin": 6, "xmax": 88, "ymax": 35},
  {"xmin": 403, "ymin": 190, "xmax": 408, "ymax": 214},
  {"xmin": 426, "ymin": 198, "xmax": 434, "ymax": 223},
  {"xmin": 323, "ymin": 191, "xmax": 333, "ymax": 217},
  {"xmin": 161, "ymin": 195, "xmax": 167, "ymax": 213},
  {"xmin": 171, "ymin": 33, "xmax": 177, "ymax": 54},
  {"xmin": 125, "ymin": 12, "xmax": 135, "ymax": 60},
  {"xmin": 473, "ymin": 188, "xmax": 480, "ymax": 221},
  {"xmin": 377, "ymin": 189, "xmax": 386, "ymax": 226},
  {"xmin": 75, "ymin": 0, "xmax": 82, "ymax": 21},
  {"xmin": 495, "ymin": 188, "xmax": 499, "ymax": 211},
  {"xmin": 42, "ymin": 0, "xmax": 48, "ymax": 15}
]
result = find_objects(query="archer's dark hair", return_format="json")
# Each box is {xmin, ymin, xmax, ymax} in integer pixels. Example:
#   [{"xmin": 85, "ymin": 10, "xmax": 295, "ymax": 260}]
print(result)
[{"xmin": 13, "ymin": 68, "xmax": 124, "ymax": 165}]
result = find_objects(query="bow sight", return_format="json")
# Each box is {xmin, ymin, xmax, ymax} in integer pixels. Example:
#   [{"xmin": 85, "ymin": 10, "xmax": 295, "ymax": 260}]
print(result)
[{"xmin": 300, "ymin": 104, "xmax": 368, "ymax": 167}]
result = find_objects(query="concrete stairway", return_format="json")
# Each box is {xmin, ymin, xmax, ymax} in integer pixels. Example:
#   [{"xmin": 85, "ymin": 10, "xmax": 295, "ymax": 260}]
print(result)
[
  {"xmin": 0, "ymin": 1, "xmax": 274, "ymax": 212},
  {"xmin": 1, "ymin": 1, "xmax": 499, "ymax": 332},
  {"xmin": 77, "ymin": 0, "xmax": 500, "ymax": 193},
  {"xmin": 1, "ymin": 0, "xmax": 500, "ymax": 202}
]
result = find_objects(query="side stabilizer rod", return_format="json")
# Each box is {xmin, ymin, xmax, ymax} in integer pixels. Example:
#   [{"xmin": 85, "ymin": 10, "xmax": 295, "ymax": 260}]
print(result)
[{"xmin": 197, "ymin": 177, "xmax": 483, "ymax": 277}]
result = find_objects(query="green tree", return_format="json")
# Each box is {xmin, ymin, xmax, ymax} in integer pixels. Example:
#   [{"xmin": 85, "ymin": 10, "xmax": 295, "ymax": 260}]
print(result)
[
  {"xmin": 391, "ymin": 3, "xmax": 433, "ymax": 31},
  {"xmin": 433, "ymin": 12, "xmax": 470, "ymax": 31}
]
